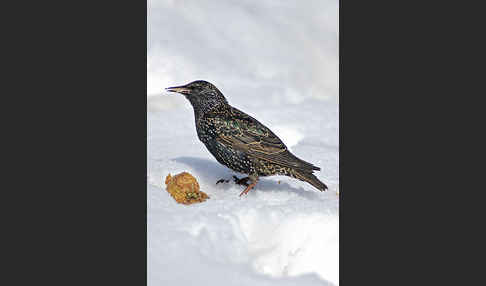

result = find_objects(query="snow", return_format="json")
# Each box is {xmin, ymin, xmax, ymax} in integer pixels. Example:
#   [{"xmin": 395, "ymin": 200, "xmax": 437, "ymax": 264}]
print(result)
[
  {"xmin": 147, "ymin": 0, "xmax": 338, "ymax": 101},
  {"xmin": 148, "ymin": 94, "xmax": 338, "ymax": 286},
  {"xmin": 148, "ymin": 1, "xmax": 338, "ymax": 285}
]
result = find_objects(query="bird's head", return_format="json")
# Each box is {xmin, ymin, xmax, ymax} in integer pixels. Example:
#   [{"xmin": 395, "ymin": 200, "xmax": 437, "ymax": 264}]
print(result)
[{"xmin": 165, "ymin": 80, "xmax": 228, "ymax": 113}]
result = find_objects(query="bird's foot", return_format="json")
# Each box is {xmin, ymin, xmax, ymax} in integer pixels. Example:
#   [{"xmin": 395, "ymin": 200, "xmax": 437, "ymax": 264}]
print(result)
[
  {"xmin": 239, "ymin": 180, "xmax": 257, "ymax": 197},
  {"xmin": 215, "ymin": 178, "xmax": 230, "ymax": 185},
  {"xmin": 233, "ymin": 176, "xmax": 250, "ymax": 187}
]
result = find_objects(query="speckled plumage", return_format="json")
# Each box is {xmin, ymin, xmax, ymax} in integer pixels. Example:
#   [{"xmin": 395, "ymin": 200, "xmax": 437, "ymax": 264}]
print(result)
[{"xmin": 166, "ymin": 80, "xmax": 328, "ymax": 195}]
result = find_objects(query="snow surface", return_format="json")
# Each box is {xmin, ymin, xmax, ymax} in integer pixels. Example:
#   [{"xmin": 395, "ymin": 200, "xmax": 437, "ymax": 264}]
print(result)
[
  {"xmin": 148, "ymin": 1, "xmax": 339, "ymax": 285},
  {"xmin": 147, "ymin": 0, "xmax": 338, "ymax": 101},
  {"xmin": 148, "ymin": 94, "xmax": 339, "ymax": 286}
]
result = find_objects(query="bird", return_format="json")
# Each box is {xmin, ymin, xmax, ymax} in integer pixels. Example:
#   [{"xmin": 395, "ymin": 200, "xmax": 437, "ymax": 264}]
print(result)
[{"xmin": 165, "ymin": 80, "xmax": 328, "ymax": 196}]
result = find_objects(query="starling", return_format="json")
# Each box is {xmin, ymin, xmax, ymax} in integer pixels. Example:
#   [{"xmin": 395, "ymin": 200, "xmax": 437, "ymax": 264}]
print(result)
[{"xmin": 166, "ymin": 80, "xmax": 328, "ymax": 196}]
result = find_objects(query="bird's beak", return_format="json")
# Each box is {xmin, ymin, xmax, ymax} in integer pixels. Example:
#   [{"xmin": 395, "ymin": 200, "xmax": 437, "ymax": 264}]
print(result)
[{"xmin": 165, "ymin": 85, "xmax": 191, "ymax": 95}]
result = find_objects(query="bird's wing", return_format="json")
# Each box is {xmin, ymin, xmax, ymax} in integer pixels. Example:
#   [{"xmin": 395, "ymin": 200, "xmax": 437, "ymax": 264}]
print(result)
[{"xmin": 209, "ymin": 107, "xmax": 319, "ymax": 171}]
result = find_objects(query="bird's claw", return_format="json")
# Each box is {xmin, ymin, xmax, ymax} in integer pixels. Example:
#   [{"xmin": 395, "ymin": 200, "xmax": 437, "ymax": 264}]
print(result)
[
  {"xmin": 216, "ymin": 176, "xmax": 250, "ymax": 189},
  {"xmin": 239, "ymin": 188, "xmax": 251, "ymax": 196},
  {"xmin": 216, "ymin": 179, "xmax": 230, "ymax": 185},
  {"xmin": 239, "ymin": 180, "xmax": 258, "ymax": 197},
  {"xmin": 233, "ymin": 176, "xmax": 250, "ymax": 187}
]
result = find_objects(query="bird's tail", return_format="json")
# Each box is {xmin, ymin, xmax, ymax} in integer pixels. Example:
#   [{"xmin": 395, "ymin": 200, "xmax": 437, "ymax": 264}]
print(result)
[{"xmin": 294, "ymin": 170, "xmax": 328, "ymax": 192}]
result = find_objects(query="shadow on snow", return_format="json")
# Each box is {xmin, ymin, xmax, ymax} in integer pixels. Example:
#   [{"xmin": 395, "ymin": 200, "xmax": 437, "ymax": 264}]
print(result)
[{"xmin": 172, "ymin": 156, "xmax": 321, "ymax": 200}]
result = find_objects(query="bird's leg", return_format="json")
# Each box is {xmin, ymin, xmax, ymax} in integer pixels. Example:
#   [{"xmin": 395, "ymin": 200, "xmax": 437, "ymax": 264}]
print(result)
[
  {"xmin": 239, "ymin": 176, "xmax": 258, "ymax": 197},
  {"xmin": 232, "ymin": 175, "xmax": 250, "ymax": 186}
]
